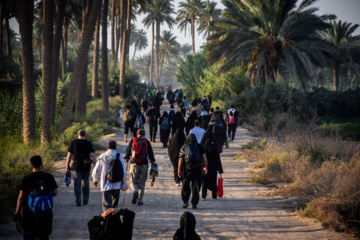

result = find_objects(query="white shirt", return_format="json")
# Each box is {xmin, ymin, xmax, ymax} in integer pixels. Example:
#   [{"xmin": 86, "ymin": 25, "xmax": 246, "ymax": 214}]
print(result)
[
  {"xmin": 92, "ymin": 149, "xmax": 126, "ymax": 192},
  {"xmin": 189, "ymin": 126, "xmax": 206, "ymax": 143},
  {"xmin": 227, "ymin": 108, "xmax": 236, "ymax": 116}
]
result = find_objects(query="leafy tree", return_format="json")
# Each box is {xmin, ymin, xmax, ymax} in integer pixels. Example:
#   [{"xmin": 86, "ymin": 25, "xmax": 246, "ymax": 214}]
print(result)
[
  {"xmin": 159, "ymin": 30, "xmax": 180, "ymax": 82},
  {"xmin": 177, "ymin": 0, "xmax": 205, "ymax": 54},
  {"xmin": 323, "ymin": 20, "xmax": 360, "ymax": 91},
  {"xmin": 197, "ymin": 1, "xmax": 221, "ymax": 40},
  {"xmin": 207, "ymin": 0, "xmax": 335, "ymax": 89},
  {"xmin": 142, "ymin": 0, "xmax": 175, "ymax": 87},
  {"xmin": 130, "ymin": 29, "xmax": 148, "ymax": 62}
]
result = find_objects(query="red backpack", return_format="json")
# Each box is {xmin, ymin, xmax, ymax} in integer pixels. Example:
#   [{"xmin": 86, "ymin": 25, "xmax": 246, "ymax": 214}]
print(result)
[
  {"xmin": 132, "ymin": 137, "xmax": 148, "ymax": 164},
  {"xmin": 228, "ymin": 114, "xmax": 235, "ymax": 124}
]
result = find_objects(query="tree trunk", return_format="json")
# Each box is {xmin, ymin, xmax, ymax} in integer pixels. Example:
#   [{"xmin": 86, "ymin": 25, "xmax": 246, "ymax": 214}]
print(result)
[
  {"xmin": 159, "ymin": 50, "xmax": 165, "ymax": 83},
  {"xmin": 76, "ymin": 0, "xmax": 93, "ymax": 117},
  {"xmin": 155, "ymin": 20, "xmax": 160, "ymax": 87},
  {"xmin": 191, "ymin": 17, "xmax": 195, "ymax": 54},
  {"xmin": 0, "ymin": 3, "xmax": 3, "ymax": 60},
  {"xmin": 50, "ymin": 0, "xmax": 66, "ymax": 125},
  {"xmin": 59, "ymin": 0, "xmax": 103, "ymax": 134},
  {"xmin": 5, "ymin": 13, "xmax": 11, "ymax": 60},
  {"xmin": 149, "ymin": 22, "xmax": 154, "ymax": 86},
  {"xmin": 15, "ymin": 0, "xmax": 37, "ymax": 143},
  {"xmin": 115, "ymin": 15, "xmax": 120, "ymax": 61},
  {"xmin": 333, "ymin": 59, "xmax": 340, "ymax": 91},
  {"xmin": 111, "ymin": 0, "xmax": 115, "ymax": 58},
  {"xmin": 101, "ymin": 0, "xmax": 109, "ymax": 113},
  {"xmin": 92, "ymin": 9, "xmax": 101, "ymax": 99},
  {"xmin": 41, "ymin": 0, "xmax": 55, "ymax": 143},
  {"xmin": 118, "ymin": 0, "xmax": 127, "ymax": 98},
  {"xmin": 132, "ymin": 47, "xmax": 137, "ymax": 63},
  {"xmin": 125, "ymin": 0, "xmax": 131, "ymax": 66},
  {"xmin": 61, "ymin": 14, "xmax": 70, "ymax": 78}
]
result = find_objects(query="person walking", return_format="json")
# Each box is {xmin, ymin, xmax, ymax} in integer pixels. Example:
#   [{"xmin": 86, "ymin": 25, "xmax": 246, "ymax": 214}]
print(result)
[
  {"xmin": 209, "ymin": 107, "xmax": 227, "ymax": 153},
  {"xmin": 189, "ymin": 120, "xmax": 206, "ymax": 144},
  {"xmin": 159, "ymin": 111, "xmax": 171, "ymax": 148},
  {"xmin": 173, "ymin": 211, "xmax": 201, "ymax": 240},
  {"xmin": 92, "ymin": 140, "xmax": 126, "ymax": 212},
  {"xmin": 125, "ymin": 129, "xmax": 156, "ymax": 206},
  {"xmin": 168, "ymin": 128, "xmax": 186, "ymax": 186},
  {"xmin": 185, "ymin": 111, "xmax": 198, "ymax": 136},
  {"xmin": 66, "ymin": 130, "xmax": 96, "ymax": 206},
  {"xmin": 167, "ymin": 104, "xmax": 177, "ymax": 136},
  {"xmin": 178, "ymin": 134, "xmax": 208, "ymax": 209},
  {"xmin": 15, "ymin": 155, "xmax": 58, "ymax": 240},
  {"xmin": 200, "ymin": 129, "xmax": 223, "ymax": 200},
  {"xmin": 133, "ymin": 109, "xmax": 145, "ymax": 137},
  {"xmin": 123, "ymin": 105, "xmax": 135, "ymax": 143},
  {"xmin": 146, "ymin": 104, "xmax": 159, "ymax": 142},
  {"xmin": 182, "ymin": 96, "xmax": 189, "ymax": 117},
  {"xmin": 226, "ymin": 105, "xmax": 240, "ymax": 142}
]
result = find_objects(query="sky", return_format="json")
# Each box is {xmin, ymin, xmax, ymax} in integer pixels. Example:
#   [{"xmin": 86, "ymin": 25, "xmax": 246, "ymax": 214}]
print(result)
[{"xmin": 9, "ymin": 0, "xmax": 360, "ymax": 60}]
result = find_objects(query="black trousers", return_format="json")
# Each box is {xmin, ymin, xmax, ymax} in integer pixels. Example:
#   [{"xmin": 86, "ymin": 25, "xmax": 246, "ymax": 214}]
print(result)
[
  {"xmin": 181, "ymin": 171, "xmax": 202, "ymax": 206},
  {"xmin": 227, "ymin": 124, "xmax": 237, "ymax": 141},
  {"xmin": 201, "ymin": 181, "xmax": 217, "ymax": 199},
  {"xmin": 149, "ymin": 122, "xmax": 157, "ymax": 141},
  {"xmin": 181, "ymin": 108, "xmax": 186, "ymax": 117}
]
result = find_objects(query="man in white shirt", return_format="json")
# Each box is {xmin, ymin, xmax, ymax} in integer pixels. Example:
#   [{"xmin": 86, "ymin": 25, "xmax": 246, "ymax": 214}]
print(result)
[
  {"xmin": 92, "ymin": 140, "xmax": 126, "ymax": 212},
  {"xmin": 189, "ymin": 120, "xmax": 206, "ymax": 143}
]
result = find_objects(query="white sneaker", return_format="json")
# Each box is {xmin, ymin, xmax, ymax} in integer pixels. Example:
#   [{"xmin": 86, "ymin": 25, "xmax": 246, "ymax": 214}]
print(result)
[{"xmin": 176, "ymin": 183, "xmax": 180, "ymax": 186}]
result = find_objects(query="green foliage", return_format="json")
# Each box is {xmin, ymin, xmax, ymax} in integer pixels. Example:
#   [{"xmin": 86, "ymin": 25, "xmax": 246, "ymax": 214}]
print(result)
[
  {"xmin": 0, "ymin": 90, "xmax": 22, "ymax": 136},
  {"xmin": 321, "ymin": 122, "xmax": 360, "ymax": 141},
  {"xmin": 176, "ymin": 52, "xmax": 209, "ymax": 100}
]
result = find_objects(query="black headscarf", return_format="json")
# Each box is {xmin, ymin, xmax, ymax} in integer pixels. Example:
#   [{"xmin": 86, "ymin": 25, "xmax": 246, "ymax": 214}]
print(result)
[
  {"xmin": 185, "ymin": 111, "xmax": 198, "ymax": 135},
  {"xmin": 168, "ymin": 128, "xmax": 186, "ymax": 164},
  {"xmin": 173, "ymin": 211, "xmax": 201, "ymax": 240},
  {"xmin": 174, "ymin": 111, "xmax": 186, "ymax": 129},
  {"xmin": 184, "ymin": 133, "xmax": 197, "ymax": 145}
]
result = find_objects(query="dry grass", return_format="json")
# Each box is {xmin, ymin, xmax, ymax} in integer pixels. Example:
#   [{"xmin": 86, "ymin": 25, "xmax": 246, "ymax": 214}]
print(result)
[{"xmin": 243, "ymin": 132, "xmax": 360, "ymax": 236}]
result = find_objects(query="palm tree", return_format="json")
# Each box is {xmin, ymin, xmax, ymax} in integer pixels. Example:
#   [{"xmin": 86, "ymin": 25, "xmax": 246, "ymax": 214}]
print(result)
[
  {"xmin": 207, "ymin": 0, "xmax": 335, "ymax": 89},
  {"xmin": 197, "ymin": 1, "xmax": 221, "ymax": 40},
  {"xmin": 101, "ymin": 0, "xmax": 109, "ymax": 113},
  {"xmin": 177, "ymin": 0, "xmax": 205, "ymax": 54},
  {"xmin": 92, "ymin": 6, "xmax": 101, "ymax": 99},
  {"xmin": 159, "ymin": 30, "xmax": 180, "ymax": 81},
  {"xmin": 59, "ymin": 0, "xmax": 102, "ymax": 134},
  {"xmin": 179, "ymin": 43, "xmax": 192, "ymax": 59},
  {"xmin": 323, "ymin": 20, "xmax": 360, "ymax": 91},
  {"xmin": 134, "ymin": 54, "xmax": 151, "ymax": 84},
  {"xmin": 41, "ymin": 0, "xmax": 55, "ymax": 143},
  {"xmin": 14, "ymin": 0, "xmax": 37, "ymax": 143},
  {"xmin": 131, "ymin": 29, "xmax": 148, "ymax": 62},
  {"xmin": 142, "ymin": 0, "xmax": 175, "ymax": 87}
]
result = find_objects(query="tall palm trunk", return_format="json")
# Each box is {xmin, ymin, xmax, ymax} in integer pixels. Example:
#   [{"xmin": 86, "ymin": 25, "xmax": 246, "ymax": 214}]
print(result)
[
  {"xmin": 92, "ymin": 10, "xmax": 101, "ymax": 99},
  {"xmin": 159, "ymin": 50, "xmax": 166, "ymax": 82},
  {"xmin": 119, "ymin": 0, "xmax": 128, "ymax": 98},
  {"xmin": 0, "ymin": 3, "xmax": 3, "ymax": 60},
  {"xmin": 76, "ymin": 0, "xmax": 93, "ymax": 117},
  {"xmin": 149, "ymin": 22, "xmax": 154, "ymax": 85},
  {"xmin": 5, "ymin": 12, "xmax": 11, "ymax": 60},
  {"xmin": 59, "ymin": 0, "xmax": 103, "ymax": 134},
  {"xmin": 115, "ymin": 15, "xmax": 120, "ymax": 60},
  {"xmin": 50, "ymin": 0, "xmax": 66, "ymax": 125},
  {"xmin": 15, "ymin": 0, "xmax": 36, "ymax": 143},
  {"xmin": 155, "ymin": 20, "xmax": 160, "ymax": 87},
  {"xmin": 333, "ymin": 59, "xmax": 340, "ymax": 91},
  {"xmin": 132, "ymin": 47, "xmax": 137, "ymax": 63},
  {"xmin": 111, "ymin": 0, "xmax": 115, "ymax": 58},
  {"xmin": 125, "ymin": 0, "xmax": 131, "ymax": 65},
  {"xmin": 61, "ymin": 14, "xmax": 70, "ymax": 78},
  {"xmin": 101, "ymin": 0, "xmax": 109, "ymax": 113},
  {"xmin": 41, "ymin": 0, "xmax": 55, "ymax": 143},
  {"xmin": 191, "ymin": 17, "xmax": 195, "ymax": 54}
]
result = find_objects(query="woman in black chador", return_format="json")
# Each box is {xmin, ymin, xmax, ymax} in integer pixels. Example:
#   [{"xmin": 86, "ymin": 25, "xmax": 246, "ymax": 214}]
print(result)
[
  {"xmin": 168, "ymin": 128, "xmax": 186, "ymax": 186},
  {"xmin": 200, "ymin": 129, "xmax": 223, "ymax": 200},
  {"xmin": 173, "ymin": 211, "xmax": 201, "ymax": 240},
  {"xmin": 185, "ymin": 111, "xmax": 198, "ymax": 136},
  {"xmin": 173, "ymin": 111, "xmax": 186, "ymax": 135},
  {"xmin": 159, "ymin": 111, "xmax": 171, "ymax": 148}
]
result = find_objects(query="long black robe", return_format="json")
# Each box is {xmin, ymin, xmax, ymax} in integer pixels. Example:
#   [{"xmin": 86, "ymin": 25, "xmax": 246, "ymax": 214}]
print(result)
[
  {"xmin": 200, "ymin": 129, "xmax": 223, "ymax": 192},
  {"xmin": 209, "ymin": 111, "xmax": 227, "ymax": 153},
  {"xmin": 185, "ymin": 111, "xmax": 198, "ymax": 136},
  {"xmin": 172, "ymin": 112, "xmax": 186, "ymax": 136},
  {"xmin": 159, "ymin": 111, "xmax": 170, "ymax": 147},
  {"xmin": 168, "ymin": 128, "xmax": 186, "ymax": 184}
]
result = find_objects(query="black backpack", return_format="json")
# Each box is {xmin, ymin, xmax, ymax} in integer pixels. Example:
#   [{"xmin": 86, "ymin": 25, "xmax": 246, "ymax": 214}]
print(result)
[
  {"xmin": 184, "ymin": 143, "xmax": 202, "ymax": 173},
  {"xmin": 107, "ymin": 153, "xmax": 124, "ymax": 183}
]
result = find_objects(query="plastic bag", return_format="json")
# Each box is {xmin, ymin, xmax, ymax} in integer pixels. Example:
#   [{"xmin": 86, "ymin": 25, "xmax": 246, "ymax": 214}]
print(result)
[{"xmin": 217, "ymin": 177, "xmax": 223, "ymax": 198}]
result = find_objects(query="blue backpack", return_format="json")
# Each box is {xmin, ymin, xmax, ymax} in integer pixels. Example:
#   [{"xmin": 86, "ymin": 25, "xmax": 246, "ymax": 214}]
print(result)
[
  {"xmin": 184, "ymin": 143, "xmax": 202, "ymax": 173},
  {"xmin": 28, "ymin": 178, "xmax": 53, "ymax": 213},
  {"xmin": 161, "ymin": 117, "xmax": 169, "ymax": 129},
  {"xmin": 135, "ymin": 114, "xmax": 144, "ymax": 129}
]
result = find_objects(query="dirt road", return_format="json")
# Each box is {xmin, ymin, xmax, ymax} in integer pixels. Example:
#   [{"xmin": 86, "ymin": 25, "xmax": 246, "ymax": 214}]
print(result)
[{"xmin": 1, "ymin": 103, "xmax": 352, "ymax": 239}]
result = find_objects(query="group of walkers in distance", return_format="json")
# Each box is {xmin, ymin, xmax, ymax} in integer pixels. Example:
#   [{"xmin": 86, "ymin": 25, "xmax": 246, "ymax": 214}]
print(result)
[{"xmin": 14, "ymin": 87, "xmax": 240, "ymax": 239}]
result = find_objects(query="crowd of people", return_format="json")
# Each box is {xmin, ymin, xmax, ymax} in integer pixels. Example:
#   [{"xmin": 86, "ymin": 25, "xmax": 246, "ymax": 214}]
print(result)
[{"xmin": 14, "ymin": 88, "xmax": 240, "ymax": 239}]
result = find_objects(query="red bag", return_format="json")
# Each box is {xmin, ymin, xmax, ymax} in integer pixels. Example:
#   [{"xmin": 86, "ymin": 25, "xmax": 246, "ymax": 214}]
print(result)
[{"xmin": 217, "ymin": 177, "xmax": 223, "ymax": 198}]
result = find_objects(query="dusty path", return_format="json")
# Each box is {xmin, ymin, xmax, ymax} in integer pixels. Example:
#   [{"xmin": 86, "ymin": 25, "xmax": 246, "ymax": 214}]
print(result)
[{"xmin": 1, "ymin": 102, "xmax": 353, "ymax": 239}]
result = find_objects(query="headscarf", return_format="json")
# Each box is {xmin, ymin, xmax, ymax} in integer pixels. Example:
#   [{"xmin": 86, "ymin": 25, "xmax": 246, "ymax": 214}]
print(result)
[
  {"xmin": 175, "ymin": 111, "xmax": 186, "ymax": 129},
  {"xmin": 173, "ymin": 211, "xmax": 200, "ymax": 240},
  {"xmin": 184, "ymin": 133, "xmax": 197, "ymax": 145},
  {"xmin": 186, "ymin": 111, "xmax": 198, "ymax": 135}
]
